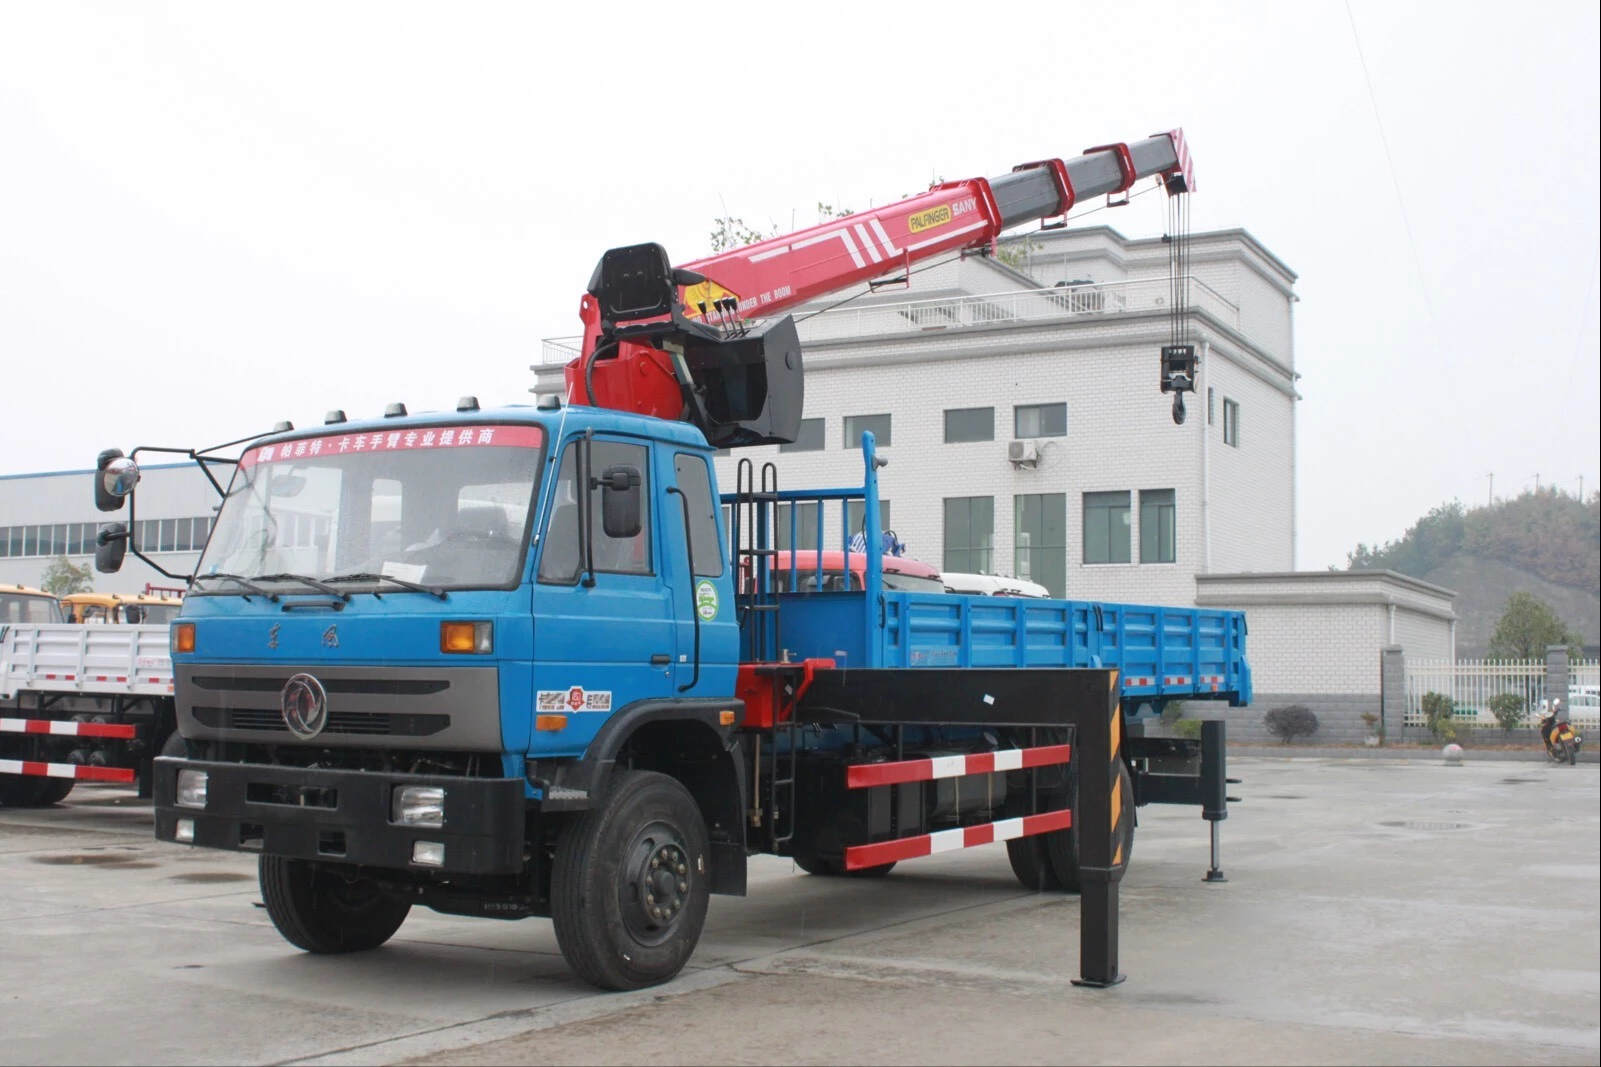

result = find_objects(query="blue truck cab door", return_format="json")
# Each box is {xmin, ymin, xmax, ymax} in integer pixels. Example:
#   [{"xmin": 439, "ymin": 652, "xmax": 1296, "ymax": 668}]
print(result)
[
  {"xmin": 529, "ymin": 432, "xmax": 676, "ymax": 750},
  {"xmin": 662, "ymin": 449, "xmax": 738, "ymax": 696}
]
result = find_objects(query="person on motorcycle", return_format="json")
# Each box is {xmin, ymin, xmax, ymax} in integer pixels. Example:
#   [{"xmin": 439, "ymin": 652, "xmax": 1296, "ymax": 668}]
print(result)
[{"xmin": 1540, "ymin": 698, "xmax": 1563, "ymax": 747}]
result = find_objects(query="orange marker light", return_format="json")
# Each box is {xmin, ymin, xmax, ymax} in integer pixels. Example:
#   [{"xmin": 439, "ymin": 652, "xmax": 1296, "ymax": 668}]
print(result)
[
  {"xmin": 440, "ymin": 621, "xmax": 492, "ymax": 654},
  {"xmin": 172, "ymin": 623, "xmax": 196, "ymax": 654},
  {"xmin": 535, "ymin": 714, "xmax": 568, "ymax": 732},
  {"xmin": 719, "ymin": 709, "xmax": 737, "ymax": 726}
]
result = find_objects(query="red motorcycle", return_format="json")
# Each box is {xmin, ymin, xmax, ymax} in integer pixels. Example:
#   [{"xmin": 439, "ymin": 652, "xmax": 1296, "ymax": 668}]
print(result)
[{"xmin": 1539, "ymin": 699, "xmax": 1581, "ymax": 765}]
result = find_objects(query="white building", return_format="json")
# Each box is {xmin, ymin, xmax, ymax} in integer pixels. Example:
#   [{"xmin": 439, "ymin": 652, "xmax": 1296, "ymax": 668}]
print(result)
[{"xmin": 0, "ymin": 463, "xmax": 214, "ymax": 595}]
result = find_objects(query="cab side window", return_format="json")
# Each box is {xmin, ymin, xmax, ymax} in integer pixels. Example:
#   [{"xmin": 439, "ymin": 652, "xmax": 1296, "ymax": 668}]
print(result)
[
  {"xmin": 673, "ymin": 453, "xmax": 723, "ymax": 578},
  {"xmin": 538, "ymin": 439, "xmax": 652, "ymax": 583}
]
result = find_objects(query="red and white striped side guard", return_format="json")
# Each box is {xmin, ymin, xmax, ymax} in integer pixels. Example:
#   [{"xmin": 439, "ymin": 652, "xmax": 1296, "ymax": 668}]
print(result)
[
  {"xmin": 1122, "ymin": 675, "xmax": 1226, "ymax": 692},
  {"xmin": 840, "ymin": 743, "xmax": 1074, "ymax": 871},
  {"xmin": 1, "ymin": 717, "xmax": 137, "ymax": 739},
  {"xmin": 844, "ymin": 808, "xmax": 1073, "ymax": 871},
  {"xmin": 845, "ymin": 744, "xmax": 1071, "ymax": 789},
  {"xmin": 0, "ymin": 758, "xmax": 135, "ymax": 783}
]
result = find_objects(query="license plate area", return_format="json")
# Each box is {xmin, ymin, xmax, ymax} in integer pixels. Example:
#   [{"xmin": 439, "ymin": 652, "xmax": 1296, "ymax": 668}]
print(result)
[{"xmin": 245, "ymin": 782, "xmax": 339, "ymax": 809}]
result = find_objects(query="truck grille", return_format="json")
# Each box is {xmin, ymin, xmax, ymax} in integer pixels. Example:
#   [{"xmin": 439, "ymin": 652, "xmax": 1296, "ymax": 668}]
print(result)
[{"xmin": 192, "ymin": 707, "xmax": 450, "ymax": 737}]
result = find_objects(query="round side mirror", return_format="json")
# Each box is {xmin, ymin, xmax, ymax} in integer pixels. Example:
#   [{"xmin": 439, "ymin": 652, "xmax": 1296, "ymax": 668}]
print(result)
[{"xmin": 103, "ymin": 457, "xmax": 141, "ymax": 498}]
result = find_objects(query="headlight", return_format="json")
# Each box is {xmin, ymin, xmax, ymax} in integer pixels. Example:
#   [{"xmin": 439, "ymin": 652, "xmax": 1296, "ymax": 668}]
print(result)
[
  {"xmin": 392, "ymin": 784, "xmax": 446, "ymax": 828},
  {"xmin": 176, "ymin": 769, "xmax": 208, "ymax": 809}
]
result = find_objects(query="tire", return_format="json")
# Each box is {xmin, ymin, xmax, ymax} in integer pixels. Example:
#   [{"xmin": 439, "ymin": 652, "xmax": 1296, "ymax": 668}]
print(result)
[
  {"xmin": 1007, "ymin": 835, "xmax": 1064, "ymax": 892},
  {"xmin": 258, "ymin": 856, "xmax": 412, "ymax": 953},
  {"xmin": 1566, "ymin": 741, "xmax": 1578, "ymax": 766},
  {"xmin": 550, "ymin": 770, "xmax": 711, "ymax": 990},
  {"xmin": 792, "ymin": 853, "xmax": 896, "ymax": 878},
  {"xmin": 0, "ymin": 775, "xmax": 48, "ymax": 807},
  {"xmin": 33, "ymin": 777, "xmax": 75, "ymax": 806},
  {"xmin": 1044, "ymin": 761, "xmax": 1135, "ymax": 892}
]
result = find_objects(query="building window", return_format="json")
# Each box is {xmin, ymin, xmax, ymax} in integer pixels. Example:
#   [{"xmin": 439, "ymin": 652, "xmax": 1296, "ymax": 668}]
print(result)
[
  {"xmin": 943, "ymin": 496, "xmax": 994, "ymax": 574},
  {"xmin": 1139, "ymin": 489, "xmax": 1176, "ymax": 564},
  {"xmin": 779, "ymin": 417, "xmax": 825, "ymax": 453},
  {"xmin": 943, "ymin": 407, "xmax": 994, "ymax": 443},
  {"xmin": 1223, "ymin": 398, "xmax": 1240, "ymax": 447},
  {"xmin": 1083, "ymin": 491, "xmax": 1131, "ymax": 564},
  {"xmin": 775, "ymin": 501, "xmax": 821, "ymax": 551},
  {"xmin": 846, "ymin": 500, "xmax": 892, "ymax": 551},
  {"xmin": 1014, "ymin": 402, "xmax": 1067, "ymax": 439},
  {"xmin": 843, "ymin": 413, "xmax": 891, "ymax": 448},
  {"xmin": 1015, "ymin": 493, "xmax": 1066, "ymax": 597},
  {"xmin": 1208, "ymin": 387, "xmax": 1215, "ymax": 425}
]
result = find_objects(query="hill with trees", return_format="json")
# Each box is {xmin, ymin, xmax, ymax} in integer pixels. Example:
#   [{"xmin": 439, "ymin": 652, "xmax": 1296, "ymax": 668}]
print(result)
[{"xmin": 1343, "ymin": 489, "xmax": 1600, "ymax": 656}]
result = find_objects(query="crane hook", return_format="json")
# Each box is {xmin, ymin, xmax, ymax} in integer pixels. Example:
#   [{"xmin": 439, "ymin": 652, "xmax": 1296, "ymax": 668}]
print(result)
[{"xmin": 1172, "ymin": 391, "xmax": 1187, "ymax": 425}]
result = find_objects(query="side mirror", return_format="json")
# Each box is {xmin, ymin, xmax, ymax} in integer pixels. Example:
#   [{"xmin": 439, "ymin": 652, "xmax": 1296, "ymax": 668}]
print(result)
[
  {"xmin": 95, "ymin": 523, "xmax": 129, "ymax": 573},
  {"xmin": 95, "ymin": 450, "xmax": 140, "ymax": 511},
  {"xmin": 599, "ymin": 465, "xmax": 642, "ymax": 539}
]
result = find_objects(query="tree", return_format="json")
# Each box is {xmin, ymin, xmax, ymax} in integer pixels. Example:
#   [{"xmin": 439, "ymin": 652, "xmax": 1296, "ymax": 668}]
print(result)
[
  {"xmin": 41, "ymin": 555, "xmax": 93, "ymax": 596},
  {"xmin": 1487, "ymin": 592, "xmax": 1582, "ymax": 659},
  {"xmin": 708, "ymin": 204, "xmax": 853, "ymax": 254}
]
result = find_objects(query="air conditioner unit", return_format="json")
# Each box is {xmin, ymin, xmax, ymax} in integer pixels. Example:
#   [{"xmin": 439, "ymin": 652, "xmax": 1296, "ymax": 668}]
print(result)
[{"xmin": 1007, "ymin": 440, "xmax": 1040, "ymax": 468}]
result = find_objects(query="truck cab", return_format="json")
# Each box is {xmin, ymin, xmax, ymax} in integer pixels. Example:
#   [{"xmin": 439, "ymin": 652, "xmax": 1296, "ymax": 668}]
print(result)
[{"xmin": 0, "ymin": 584, "xmax": 65, "ymax": 625}]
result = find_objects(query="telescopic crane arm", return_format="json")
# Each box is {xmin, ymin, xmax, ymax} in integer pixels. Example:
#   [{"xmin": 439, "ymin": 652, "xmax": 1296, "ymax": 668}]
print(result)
[{"xmin": 565, "ymin": 130, "xmax": 1195, "ymax": 448}]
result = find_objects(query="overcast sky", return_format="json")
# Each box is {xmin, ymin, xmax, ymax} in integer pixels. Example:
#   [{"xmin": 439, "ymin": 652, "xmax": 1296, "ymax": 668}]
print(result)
[{"xmin": 1, "ymin": 1, "xmax": 1596, "ymax": 571}]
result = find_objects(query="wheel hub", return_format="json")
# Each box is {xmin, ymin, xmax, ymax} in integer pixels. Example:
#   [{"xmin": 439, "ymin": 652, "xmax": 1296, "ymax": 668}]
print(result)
[{"xmin": 620, "ymin": 827, "xmax": 691, "ymax": 945}]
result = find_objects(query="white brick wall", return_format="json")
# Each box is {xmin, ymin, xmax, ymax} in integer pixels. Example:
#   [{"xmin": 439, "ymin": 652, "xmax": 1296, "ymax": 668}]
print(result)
[{"xmin": 710, "ymin": 226, "xmax": 1299, "ymax": 606}]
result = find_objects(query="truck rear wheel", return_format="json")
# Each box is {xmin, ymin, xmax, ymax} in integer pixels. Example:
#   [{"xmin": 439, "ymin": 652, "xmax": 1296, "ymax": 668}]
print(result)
[
  {"xmin": 550, "ymin": 770, "xmax": 710, "ymax": 990},
  {"xmin": 33, "ymin": 777, "xmax": 75, "ymax": 806},
  {"xmin": 0, "ymin": 775, "xmax": 48, "ymax": 807},
  {"xmin": 1046, "ymin": 761, "xmax": 1136, "ymax": 891},
  {"xmin": 259, "ymin": 856, "xmax": 412, "ymax": 953},
  {"xmin": 1007, "ymin": 836, "xmax": 1064, "ymax": 891}
]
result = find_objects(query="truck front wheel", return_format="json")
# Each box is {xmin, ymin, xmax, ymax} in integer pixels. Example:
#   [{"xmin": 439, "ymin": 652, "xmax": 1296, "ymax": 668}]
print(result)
[
  {"xmin": 550, "ymin": 770, "xmax": 711, "ymax": 990},
  {"xmin": 259, "ymin": 856, "xmax": 412, "ymax": 953}
]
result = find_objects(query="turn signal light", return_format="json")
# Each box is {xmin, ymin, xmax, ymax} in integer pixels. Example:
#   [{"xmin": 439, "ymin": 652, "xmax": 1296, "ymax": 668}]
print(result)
[
  {"xmin": 172, "ymin": 623, "xmax": 195, "ymax": 654},
  {"xmin": 440, "ymin": 620, "xmax": 492, "ymax": 654}
]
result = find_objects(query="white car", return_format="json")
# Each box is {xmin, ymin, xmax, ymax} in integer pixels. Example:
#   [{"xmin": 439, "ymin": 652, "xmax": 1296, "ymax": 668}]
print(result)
[{"xmin": 941, "ymin": 572, "xmax": 1052, "ymax": 598}]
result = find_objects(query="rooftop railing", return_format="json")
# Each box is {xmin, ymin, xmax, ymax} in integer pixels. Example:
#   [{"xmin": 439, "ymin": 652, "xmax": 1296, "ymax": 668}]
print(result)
[{"xmin": 536, "ymin": 277, "xmax": 1242, "ymax": 367}]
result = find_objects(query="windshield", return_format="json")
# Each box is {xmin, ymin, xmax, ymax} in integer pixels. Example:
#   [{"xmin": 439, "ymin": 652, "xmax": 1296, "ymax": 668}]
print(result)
[
  {"xmin": 1, "ymin": 592, "xmax": 64, "ymax": 624},
  {"xmin": 883, "ymin": 572, "xmax": 945, "ymax": 594},
  {"xmin": 197, "ymin": 424, "xmax": 545, "ymax": 592}
]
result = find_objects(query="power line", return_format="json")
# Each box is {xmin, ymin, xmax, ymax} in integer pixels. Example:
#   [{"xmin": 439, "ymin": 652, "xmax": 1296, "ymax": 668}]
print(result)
[{"xmin": 1344, "ymin": 0, "xmax": 1436, "ymax": 324}]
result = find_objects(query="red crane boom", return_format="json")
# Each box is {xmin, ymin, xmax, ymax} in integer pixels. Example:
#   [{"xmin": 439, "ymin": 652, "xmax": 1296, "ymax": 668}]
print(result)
[{"xmin": 565, "ymin": 130, "xmax": 1194, "ymax": 448}]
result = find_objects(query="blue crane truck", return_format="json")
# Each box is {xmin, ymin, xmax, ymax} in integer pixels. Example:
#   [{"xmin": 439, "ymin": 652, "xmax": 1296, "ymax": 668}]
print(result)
[{"xmin": 89, "ymin": 131, "xmax": 1247, "ymax": 990}]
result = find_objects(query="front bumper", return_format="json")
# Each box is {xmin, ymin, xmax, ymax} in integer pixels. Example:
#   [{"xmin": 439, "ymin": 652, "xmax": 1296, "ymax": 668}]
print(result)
[{"xmin": 152, "ymin": 757, "xmax": 526, "ymax": 874}]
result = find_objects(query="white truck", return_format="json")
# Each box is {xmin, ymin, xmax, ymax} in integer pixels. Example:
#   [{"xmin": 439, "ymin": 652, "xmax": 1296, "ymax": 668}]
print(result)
[{"xmin": 0, "ymin": 622, "xmax": 177, "ymax": 805}]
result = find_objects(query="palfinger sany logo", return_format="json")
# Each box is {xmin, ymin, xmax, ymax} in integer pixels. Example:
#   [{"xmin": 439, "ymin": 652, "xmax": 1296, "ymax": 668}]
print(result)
[{"xmin": 907, "ymin": 204, "xmax": 953, "ymax": 233}]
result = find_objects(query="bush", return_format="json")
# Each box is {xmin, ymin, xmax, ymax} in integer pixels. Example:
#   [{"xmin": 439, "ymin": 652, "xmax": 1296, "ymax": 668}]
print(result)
[
  {"xmin": 1160, "ymin": 701, "xmax": 1186, "ymax": 725},
  {"xmin": 1174, "ymin": 718, "xmax": 1204, "ymax": 741},
  {"xmin": 1264, "ymin": 705, "xmax": 1318, "ymax": 744},
  {"xmin": 1488, "ymin": 692, "xmax": 1526, "ymax": 735},
  {"xmin": 1421, "ymin": 691, "xmax": 1457, "ymax": 743}
]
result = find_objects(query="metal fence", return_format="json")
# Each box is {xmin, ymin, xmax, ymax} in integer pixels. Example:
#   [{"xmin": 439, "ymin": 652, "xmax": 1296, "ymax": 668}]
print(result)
[{"xmin": 1404, "ymin": 658, "xmax": 1600, "ymax": 730}]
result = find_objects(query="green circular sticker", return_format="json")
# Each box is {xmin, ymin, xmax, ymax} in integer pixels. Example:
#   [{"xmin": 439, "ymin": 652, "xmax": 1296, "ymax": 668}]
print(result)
[{"xmin": 695, "ymin": 579, "xmax": 719, "ymax": 621}]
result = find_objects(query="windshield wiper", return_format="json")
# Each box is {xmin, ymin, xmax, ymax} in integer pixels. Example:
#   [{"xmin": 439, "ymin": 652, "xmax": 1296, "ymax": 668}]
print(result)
[
  {"xmin": 193, "ymin": 573, "xmax": 279, "ymax": 602},
  {"xmin": 325, "ymin": 572, "xmax": 448, "ymax": 601},
  {"xmin": 252, "ymin": 573, "xmax": 351, "ymax": 601}
]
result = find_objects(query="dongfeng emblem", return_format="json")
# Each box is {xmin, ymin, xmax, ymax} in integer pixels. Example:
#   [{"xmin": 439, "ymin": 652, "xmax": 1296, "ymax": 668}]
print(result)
[{"xmin": 281, "ymin": 673, "xmax": 329, "ymax": 740}]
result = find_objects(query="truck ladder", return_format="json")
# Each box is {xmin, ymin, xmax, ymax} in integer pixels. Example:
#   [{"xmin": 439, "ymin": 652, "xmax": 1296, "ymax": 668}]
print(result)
[{"xmin": 731, "ymin": 457, "xmax": 782, "ymax": 661}]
